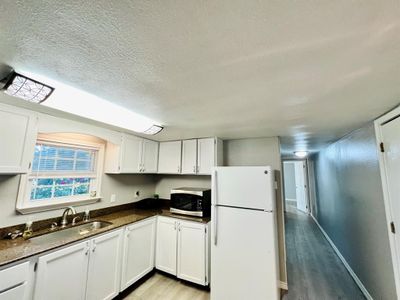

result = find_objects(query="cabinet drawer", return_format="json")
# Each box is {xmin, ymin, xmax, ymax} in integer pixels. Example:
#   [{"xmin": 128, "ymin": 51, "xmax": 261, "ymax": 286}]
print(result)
[
  {"xmin": 0, "ymin": 261, "xmax": 29, "ymax": 292},
  {"xmin": 0, "ymin": 282, "xmax": 27, "ymax": 300}
]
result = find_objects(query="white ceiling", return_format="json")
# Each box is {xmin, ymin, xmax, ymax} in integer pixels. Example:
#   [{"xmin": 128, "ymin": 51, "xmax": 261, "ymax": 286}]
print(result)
[{"xmin": 1, "ymin": 1, "xmax": 400, "ymax": 155}]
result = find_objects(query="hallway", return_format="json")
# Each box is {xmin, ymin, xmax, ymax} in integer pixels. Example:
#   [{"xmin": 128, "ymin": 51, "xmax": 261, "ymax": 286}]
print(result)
[{"xmin": 283, "ymin": 208, "xmax": 365, "ymax": 300}]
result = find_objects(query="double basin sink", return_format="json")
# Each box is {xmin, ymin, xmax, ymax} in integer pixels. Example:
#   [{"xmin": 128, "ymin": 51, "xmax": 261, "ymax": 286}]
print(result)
[{"xmin": 29, "ymin": 221, "xmax": 112, "ymax": 244}]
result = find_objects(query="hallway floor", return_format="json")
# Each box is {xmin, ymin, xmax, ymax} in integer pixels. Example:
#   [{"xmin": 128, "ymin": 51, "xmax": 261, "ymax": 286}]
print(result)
[{"xmin": 283, "ymin": 207, "xmax": 365, "ymax": 300}]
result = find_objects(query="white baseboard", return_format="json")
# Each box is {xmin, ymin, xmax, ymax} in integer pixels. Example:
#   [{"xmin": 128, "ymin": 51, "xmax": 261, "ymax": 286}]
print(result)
[
  {"xmin": 279, "ymin": 280, "xmax": 288, "ymax": 290},
  {"xmin": 310, "ymin": 214, "xmax": 373, "ymax": 300}
]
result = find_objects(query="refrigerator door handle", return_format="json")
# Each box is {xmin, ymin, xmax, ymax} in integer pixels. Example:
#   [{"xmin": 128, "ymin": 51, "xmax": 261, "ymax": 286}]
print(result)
[{"xmin": 213, "ymin": 170, "xmax": 218, "ymax": 245}]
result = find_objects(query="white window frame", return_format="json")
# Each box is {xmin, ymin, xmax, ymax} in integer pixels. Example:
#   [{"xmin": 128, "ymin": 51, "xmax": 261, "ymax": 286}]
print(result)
[{"xmin": 16, "ymin": 135, "xmax": 105, "ymax": 214}]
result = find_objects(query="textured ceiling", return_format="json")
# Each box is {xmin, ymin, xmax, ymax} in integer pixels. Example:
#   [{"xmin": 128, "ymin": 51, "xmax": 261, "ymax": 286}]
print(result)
[{"xmin": 1, "ymin": 0, "xmax": 400, "ymax": 155}]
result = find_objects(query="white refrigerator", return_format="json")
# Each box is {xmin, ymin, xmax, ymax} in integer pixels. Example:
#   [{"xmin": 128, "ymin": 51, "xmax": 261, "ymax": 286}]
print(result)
[{"xmin": 211, "ymin": 166, "xmax": 280, "ymax": 300}]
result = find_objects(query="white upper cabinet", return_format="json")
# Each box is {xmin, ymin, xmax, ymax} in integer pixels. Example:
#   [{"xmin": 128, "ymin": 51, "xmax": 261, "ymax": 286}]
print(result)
[
  {"xmin": 197, "ymin": 138, "xmax": 217, "ymax": 175},
  {"xmin": 86, "ymin": 229, "xmax": 123, "ymax": 300},
  {"xmin": 0, "ymin": 103, "xmax": 37, "ymax": 174},
  {"xmin": 141, "ymin": 139, "xmax": 159, "ymax": 173},
  {"xmin": 120, "ymin": 134, "xmax": 142, "ymax": 173},
  {"xmin": 182, "ymin": 139, "xmax": 197, "ymax": 174},
  {"xmin": 105, "ymin": 134, "xmax": 158, "ymax": 174},
  {"xmin": 158, "ymin": 141, "xmax": 182, "ymax": 174}
]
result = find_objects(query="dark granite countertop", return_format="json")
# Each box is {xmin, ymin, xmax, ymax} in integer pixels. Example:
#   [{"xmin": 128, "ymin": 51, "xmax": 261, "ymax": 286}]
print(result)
[{"xmin": 0, "ymin": 200, "xmax": 210, "ymax": 268}]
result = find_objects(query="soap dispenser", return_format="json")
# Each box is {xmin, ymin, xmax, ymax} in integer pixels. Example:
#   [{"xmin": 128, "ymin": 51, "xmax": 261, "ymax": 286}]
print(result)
[{"xmin": 23, "ymin": 221, "xmax": 33, "ymax": 239}]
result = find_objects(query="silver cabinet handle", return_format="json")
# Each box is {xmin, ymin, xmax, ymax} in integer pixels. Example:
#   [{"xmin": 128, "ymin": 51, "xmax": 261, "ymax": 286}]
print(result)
[
  {"xmin": 174, "ymin": 221, "xmax": 177, "ymax": 230},
  {"xmin": 193, "ymin": 166, "xmax": 196, "ymax": 173}
]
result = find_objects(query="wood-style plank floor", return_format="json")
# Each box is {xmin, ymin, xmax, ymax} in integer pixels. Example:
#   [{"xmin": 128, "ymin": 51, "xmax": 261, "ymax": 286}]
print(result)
[
  {"xmin": 121, "ymin": 273, "xmax": 210, "ymax": 300},
  {"xmin": 283, "ymin": 206, "xmax": 365, "ymax": 300},
  {"xmin": 120, "ymin": 206, "xmax": 364, "ymax": 300}
]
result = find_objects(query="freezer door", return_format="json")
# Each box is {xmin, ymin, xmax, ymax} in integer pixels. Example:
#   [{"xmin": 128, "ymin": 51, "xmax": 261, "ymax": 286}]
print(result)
[
  {"xmin": 212, "ymin": 166, "xmax": 275, "ymax": 211},
  {"xmin": 211, "ymin": 205, "xmax": 279, "ymax": 300}
]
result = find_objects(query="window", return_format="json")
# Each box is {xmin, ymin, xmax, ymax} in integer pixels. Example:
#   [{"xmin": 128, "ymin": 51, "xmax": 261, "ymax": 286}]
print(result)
[{"xmin": 17, "ymin": 134, "xmax": 104, "ymax": 213}]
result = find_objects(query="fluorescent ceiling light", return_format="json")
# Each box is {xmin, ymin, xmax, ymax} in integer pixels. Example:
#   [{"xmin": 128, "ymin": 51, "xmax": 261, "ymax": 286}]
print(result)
[
  {"xmin": 15, "ymin": 72, "xmax": 163, "ymax": 134},
  {"xmin": 144, "ymin": 125, "xmax": 164, "ymax": 135},
  {"xmin": 1, "ymin": 71, "xmax": 54, "ymax": 103},
  {"xmin": 294, "ymin": 151, "xmax": 308, "ymax": 158}
]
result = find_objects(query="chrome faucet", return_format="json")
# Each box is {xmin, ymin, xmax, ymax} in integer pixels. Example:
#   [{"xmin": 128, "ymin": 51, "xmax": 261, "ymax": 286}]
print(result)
[{"xmin": 60, "ymin": 206, "xmax": 77, "ymax": 227}]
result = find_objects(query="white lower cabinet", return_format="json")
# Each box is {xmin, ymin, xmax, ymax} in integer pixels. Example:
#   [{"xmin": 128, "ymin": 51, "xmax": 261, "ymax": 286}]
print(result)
[
  {"xmin": 155, "ymin": 217, "xmax": 178, "ymax": 275},
  {"xmin": 0, "ymin": 261, "xmax": 32, "ymax": 300},
  {"xmin": 156, "ymin": 216, "xmax": 210, "ymax": 286},
  {"xmin": 86, "ymin": 229, "xmax": 123, "ymax": 300},
  {"xmin": 120, "ymin": 217, "xmax": 156, "ymax": 291},
  {"xmin": 34, "ymin": 228, "xmax": 123, "ymax": 300},
  {"xmin": 177, "ymin": 221, "xmax": 208, "ymax": 285},
  {"xmin": 34, "ymin": 241, "xmax": 90, "ymax": 300}
]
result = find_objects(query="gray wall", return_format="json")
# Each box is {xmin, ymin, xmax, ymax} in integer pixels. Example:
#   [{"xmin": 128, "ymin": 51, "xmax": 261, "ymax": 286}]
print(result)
[
  {"xmin": 223, "ymin": 137, "xmax": 281, "ymax": 170},
  {"xmin": 283, "ymin": 162, "xmax": 296, "ymax": 200},
  {"xmin": 310, "ymin": 123, "xmax": 396, "ymax": 299}
]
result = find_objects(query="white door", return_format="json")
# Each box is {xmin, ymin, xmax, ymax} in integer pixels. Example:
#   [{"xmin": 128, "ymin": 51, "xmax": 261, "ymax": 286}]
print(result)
[
  {"xmin": 120, "ymin": 134, "xmax": 142, "ymax": 173},
  {"xmin": 34, "ymin": 241, "xmax": 90, "ymax": 300},
  {"xmin": 381, "ymin": 118, "xmax": 400, "ymax": 279},
  {"xmin": 86, "ymin": 229, "xmax": 123, "ymax": 300},
  {"xmin": 0, "ymin": 103, "xmax": 37, "ymax": 174},
  {"xmin": 182, "ymin": 139, "xmax": 197, "ymax": 174},
  {"xmin": 294, "ymin": 161, "xmax": 308, "ymax": 213},
  {"xmin": 177, "ymin": 221, "xmax": 207, "ymax": 285},
  {"xmin": 142, "ymin": 139, "xmax": 159, "ymax": 173},
  {"xmin": 211, "ymin": 206, "xmax": 279, "ymax": 300},
  {"xmin": 155, "ymin": 217, "xmax": 178, "ymax": 275},
  {"xmin": 158, "ymin": 141, "xmax": 182, "ymax": 174},
  {"xmin": 197, "ymin": 138, "xmax": 215, "ymax": 175},
  {"xmin": 120, "ymin": 218, "xmax": 156, "ymax": 291},
  {"xmin": 212, "ymin": 166, "xmax": 274, "ymax": 210}
]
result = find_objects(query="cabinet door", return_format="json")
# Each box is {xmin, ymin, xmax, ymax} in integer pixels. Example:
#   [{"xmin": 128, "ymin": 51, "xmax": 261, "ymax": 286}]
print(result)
[
  {"xmin": 155, "ymin": 217, "xmax": 178, "ymax": 275},
  {"xmin": 0, "ymin": 283, "xmax": 27, "ymax": 300},
  {"xmin": 142, "ymin": 139, "xmax": 159, "ymax": 173},
  {"xmin": 120, "ymin": 218, "xmax": 156, "ymax": 291},
  {"xmin": 182, "ymin": 139, "xmax": 197, "ymax": 174},
  {"xmin": 0, "ymin": 104, "xmax": 37, "ymax": 174},
  {"xmin": 197, "ymin": 138, "xmax": 215, "ymax": 175},
  {"xmin": 0, "ymin": 261, "xmax": 30, "ymax": 300},
  {"xmin": 120, "ymin": 134, "xmax": 142, "ymax": 173},
  {"xmin": 177, "ymin": 221, "xmax": 207, "ymax": 285},
  {"xmin": 158, "ymin": 141, "xmax": 182, "ymax": 174},
  {"xmin": 86, "ymin": 229, "xmax": 123, "ymax": 300},
  {"xmin": 34, "ymin": 241, "xmax": 90, "ymax": 300}
]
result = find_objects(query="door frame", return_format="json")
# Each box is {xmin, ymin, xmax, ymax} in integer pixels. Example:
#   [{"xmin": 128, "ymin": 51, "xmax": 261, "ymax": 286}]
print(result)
[
  {"xmin": 375, "ymin": 105, "xmax": 400, "ymax": 297},
  {"xmin": 282, "ymin": 159, "xmax": 310, "ymax": 214}
]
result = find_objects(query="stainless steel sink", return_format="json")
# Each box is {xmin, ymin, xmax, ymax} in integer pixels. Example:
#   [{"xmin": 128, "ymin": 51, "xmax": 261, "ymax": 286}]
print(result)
[{"xmin": 29, "ymin": 221, "xmax": 112, "ymax": 244}]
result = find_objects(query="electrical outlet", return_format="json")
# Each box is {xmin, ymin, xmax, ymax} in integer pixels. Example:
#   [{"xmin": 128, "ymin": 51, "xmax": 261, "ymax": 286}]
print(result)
[
  {"xmin": 135, "ymin": 190, "xmax": 140, "ymax": 198},
  {"xmin": 110, "ymin": 194, "xmax": 116, "ymax": 203}
]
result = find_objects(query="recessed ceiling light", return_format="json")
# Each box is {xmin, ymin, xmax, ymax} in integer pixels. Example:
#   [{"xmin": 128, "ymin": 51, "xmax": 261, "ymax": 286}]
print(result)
[
  {"xmin": 1, "ymin": 70, "xmax": 54, "ymax": 103},
  {"xmin": 143, "ymin": 125, "xmax": 164, "ymax": 135},
  {"xmin": 294, "ymin": 151, "xmax": 308, "ymax": 158}
]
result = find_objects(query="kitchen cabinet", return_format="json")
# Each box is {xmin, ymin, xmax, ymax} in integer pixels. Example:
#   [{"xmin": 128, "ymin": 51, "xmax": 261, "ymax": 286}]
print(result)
[
  {"xmin": 156, "ymin": 216, "xmax": 210, "ymax": 285},
  {"xmin": 86, "ymin": 229, "xmax": 123, "ymax": 300},
  {"xmin": 141, "ymin": 139, "xmax": 159, "ymax": 173},
  {"xmin": 105, "ymin": 134, "xmax": 158, "ymax": 174},
  {"xmin": 120, "ymin": 217, "xmax": 156, "ymax": 291},
  {"xmin": 158, "ymin": 141, "xmax": 182, "ymax": 174},
  {"xmin": 35, "ymin": 228, "xmax": 123, "ymax": 300},
  {"xmin": 0, "ymin": 261, "xmax": 31, "ymax": 300},
  {"xmin": 155, "ymin": 217, "xmax": 178, "ymax": 275},
  {"xmin": 177, "ymin": 220, "xmax": 208, "ymax": 285},
  {"xmin": 182, "ymin": 139, "xmax": 197, "ymax": 174},
  {"xmin": 0, "ymin": 103, "xmax": 37, "ymax": 174},
  {"xmin": 181, "ymin": 137, "xmax": 223, "ymax": 175},
  {"xmin": 34, "ymin": 240, "xmax": 90, "ymax": 300}
]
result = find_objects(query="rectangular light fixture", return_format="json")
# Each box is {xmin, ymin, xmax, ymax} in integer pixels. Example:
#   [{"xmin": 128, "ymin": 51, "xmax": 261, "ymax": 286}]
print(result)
[
  {"xmin": 1, "ymin": 71, "xmax": 54, "ymax": 103},
  {"xmin": 143, "ymin": 125, "xmax": 164, "ymax": 135}
]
